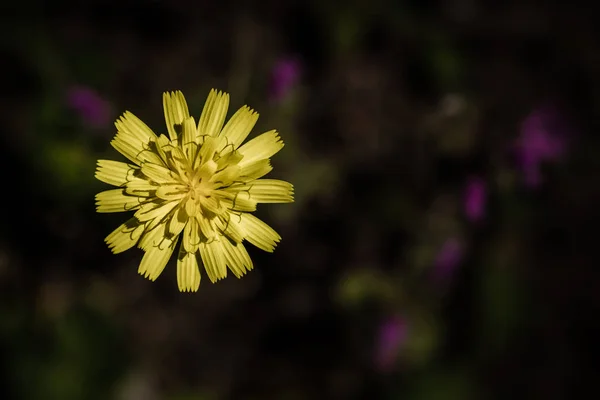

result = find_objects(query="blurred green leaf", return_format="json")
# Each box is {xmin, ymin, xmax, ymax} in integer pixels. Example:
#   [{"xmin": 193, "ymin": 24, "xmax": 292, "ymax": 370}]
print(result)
[
  {"xmin": 271, "ymin": 159, "xmax": 339, "ymax": 223},
  {"xmin": 403, "ymin": 312, "xmax": 439, "ymax": 368},
  {"xmin": 9, "ymin": 306, "xmax": 128, "ymax": 400},
  {"xmin": 478, "ymin": 236, "xmax": 524, "ymax": 357},
  {"xmin": 426, "ymin": 34, "xmax": 464, "ymax": 92},
  {"xmin": 37, "ymin": 139, "xmax": 96, "ymax": 202},
  {"xmin": 406, "ymin": 365, "xmax": 479, "ymax": 400},
  {"xmin": 336, "ymin": 268, "xmax": 397, "ymax": 307},
  {"xmin": 168, "ymin": 390, "xmax": 219, "ymax": 400}
]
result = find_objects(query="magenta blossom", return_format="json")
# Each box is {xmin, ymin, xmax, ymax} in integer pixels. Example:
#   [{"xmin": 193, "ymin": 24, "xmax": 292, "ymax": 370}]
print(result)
[
  {"xmin": 516, "ymin": 104, "xmax": 570, "ymax": 187},
  {"xmin": 375, "ymin": 315, "xmax": 409, "ymax": 372},
  {"xmin": 269, "ymin": 57, "xmax": 301, "ymax": 102},
  {"xmin": 66, "ymin": 86, "xmax": 112, "ymax": 128},
  {"xmin": 432, "ymin": 237, "xmax": 464, "ymax": 283},
  {"xmin": 464, "ymin": 176, "xmax": 486, "ymax": 222}
]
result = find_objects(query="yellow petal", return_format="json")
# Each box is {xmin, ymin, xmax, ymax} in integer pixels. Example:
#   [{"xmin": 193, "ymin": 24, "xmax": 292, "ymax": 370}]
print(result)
[
  {"xmin": 181, "ymin": 116, "xmax": 198, "ymax": 161},
  {"xmin": 124, "ymin": 179, "xmax": 158, "ymax": 197},
  {"xmin": 215, "ymin": 190, "xmax": 256, "ymax": 213},
  {"xmin": 237, "ymin": 130, "xmax": 284, "ymax": 167},
  {"xmin": 182, "ymin": 217, "xmax": 201, "ymax": 253},
  {"xmin": 105, "ymin": 218, "xmax": 145, "ymax": 254},
  {"xmin": 197, "ymin": 159, "xmax": 218, "ymax": 180},
  {"xmin": 163, "ymin": 91, "xmax": 190, "ymax": 142},
  {"xmin": 236, "ymin": 179, "xmax": 294, "ymax": 203},
  {"xmin": 219, "ymin": 105, "xmax": 259, "ymax": 150},
  {"xmin": 138, "ymin": 222, "xmax": 167, "ymax": 251},
  {"xmin": 196, "ymin": 214, "xmax": 217, "ymax": 241},
  {"xmin": 184, "ymin": 196, "xmax": 201, "ymax": 218},
  {"xmin": 239, "ymin": 159, "xmax": 273, "ymax": 181},
  {"xmin": 216, "ymin": 213, "xmax": 244, "ymax": 243},
  {"xmin": 168, "ymin": 207, "xmax": 188, "ymax": 237},
  {"xmin": 198, "ymin": 89, "xmax": 229, "ymax": 138},
  {"xmin": 95, "ymin": 189, "xmax": 144, "ymax": 213},
  {"xmin": 135, "ymin": 200, "xmax": 179, "ymax": 223},
  {"xmin": 221, "ymin": 238, "xmax": 253, "ymax": 278},
  {"xmin": 163, "ymin": 144, "xmax": 189, "ymax": 177},
  {"xmin": 138, "ymin": 240, "xmax": 176, "ymax": 281},
  {"xmin": 156, "ymin": 184, "xmax": 188, "ymax": 201},
  {"xmin": 177, "ymin": 247, "xmax": 201, "ymax": 292},
  {"xmin": 112, "ymin": 112, "xmax": 162, "ymax": 165},
  {"xmin": 210, "ymin": 165, "xmax": 241, "ymax": 186},
  {"xmin": 110, "ymin": 137, "xmax": 136, "ymax": 162},
  {"xmin": 116, "ymin": 111, "xmax": 158, "ymax": 143},
  {"xmin": 239, "ymin": 213, "xmax": 281, "ymax": 252},
  {"xmin": 199, "ymin": 239, "xmax": 227, "ymax": 283},
  {"xmin": 216, "ymin": 149, "xmax": 243, "ymax": 169},
  {"xmin": 140, "ymin": 163, "xmax": 178, "ymax": 184},
  {"xmin": 196, "ymin": 136, "xmax": 218, "ymax": 170},
  {"xmin": 95, "ymin": 160, "xmax": 138, "ymax": 187},
  {"xmin": 154, "ymin": 134, "xmax": 170, "ymax": 162},
  {"xmin": 199, "ymin": 196, "xmax": 225, "ymax": 216}
]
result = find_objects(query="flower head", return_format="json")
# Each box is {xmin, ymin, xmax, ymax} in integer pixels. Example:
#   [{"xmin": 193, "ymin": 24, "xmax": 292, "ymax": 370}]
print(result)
[
  {"xmin": 67, "ymin": 85, "xmax": 112, "ymax": 128},
  {"xmin": 95, "ymin": 90, "xmax": 294, "ymax": 292}
]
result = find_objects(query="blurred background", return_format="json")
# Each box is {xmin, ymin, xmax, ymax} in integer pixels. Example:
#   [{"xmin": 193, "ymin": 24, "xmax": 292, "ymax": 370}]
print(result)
[{"xmin": 1, "ymin": 1, "xmax": 599, "ymax": 399}]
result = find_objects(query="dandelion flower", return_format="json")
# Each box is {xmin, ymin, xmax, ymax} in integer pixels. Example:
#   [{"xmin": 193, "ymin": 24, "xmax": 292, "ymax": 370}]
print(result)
[{"xmin": 95, "ymin": 90, "xmax": 294, "ymax": 292}]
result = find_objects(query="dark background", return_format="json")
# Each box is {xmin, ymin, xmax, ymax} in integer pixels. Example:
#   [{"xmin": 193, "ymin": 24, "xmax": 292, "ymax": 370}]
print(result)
[{"xmin": 1, "ymin": 1, "xmax": 599, "ymax": 399}]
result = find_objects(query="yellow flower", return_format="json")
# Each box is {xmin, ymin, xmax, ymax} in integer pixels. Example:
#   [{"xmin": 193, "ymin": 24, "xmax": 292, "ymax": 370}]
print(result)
[{"xmin": 95, "ymin": 90, "xmax": 294, "ymax": 292}]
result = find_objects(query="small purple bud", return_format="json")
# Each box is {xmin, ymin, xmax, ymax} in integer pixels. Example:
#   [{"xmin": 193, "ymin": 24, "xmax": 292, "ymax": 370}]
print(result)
[
  {"xmin": 464, "ymin": 176, "xmax": 486, "ymax": 222},
  {"xmin": 269, "ymin": 57, "xmax": 301, "ymax": 102},
  {"xmin": 374, "ymin": 315, "xmax": 409, "ymax": 372},
  {"xmin": 515, "ymin": 103, "xmax": 571, "ymax": 187},
  {"xmin": 66, "ymin": 86, "xmax": 112, "ymax": 128},
  {"xmin": 432, "ymin": 238, "xmax": 464, "ymax": 283}
]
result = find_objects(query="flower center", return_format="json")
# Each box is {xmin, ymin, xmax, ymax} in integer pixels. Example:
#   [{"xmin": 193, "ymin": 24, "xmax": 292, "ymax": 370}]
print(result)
[{"xmin": 188, "ymin": 178, "xmax": 212, "ymax": 199}]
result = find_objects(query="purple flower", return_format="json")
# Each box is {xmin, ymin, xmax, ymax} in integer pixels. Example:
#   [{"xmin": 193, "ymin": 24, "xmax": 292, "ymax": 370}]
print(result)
[
  {"xmin": 375, "ymin": 315, "xmax": 409, "ymax": 372},
  {"xmin": 269, "ymin": 57, "xmax": 301, "ymax": 102},
  {"xmin": 432, "ymin": 238, "xmax": 464, "ymax": 283},
  {"xmin": 464, "ymin": 176, "xmax": 486, "ymax": 222},
  {"xmin": 515, "ymin": 103, "xmax": 570, "ymax": 187},
  {"xmin": 66, "ymin": 86, "xmax": 112, "ymax": 128}
]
